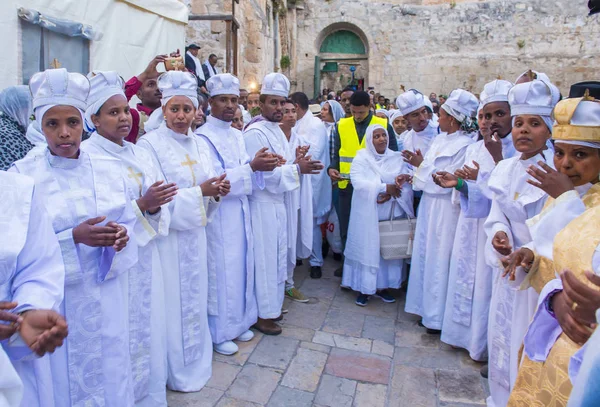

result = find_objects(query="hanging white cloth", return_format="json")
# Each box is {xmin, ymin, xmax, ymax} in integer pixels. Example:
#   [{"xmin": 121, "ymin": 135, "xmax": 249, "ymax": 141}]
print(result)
[{"xmin": 186, "ymin": 51, "xmax": 205, "ymax": 81}]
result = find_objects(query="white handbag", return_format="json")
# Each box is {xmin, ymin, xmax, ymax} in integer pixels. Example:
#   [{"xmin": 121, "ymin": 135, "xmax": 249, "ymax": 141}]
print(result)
[{"xmin": 379, "ymin": 200, "xmax": 416, "ymax": 260}]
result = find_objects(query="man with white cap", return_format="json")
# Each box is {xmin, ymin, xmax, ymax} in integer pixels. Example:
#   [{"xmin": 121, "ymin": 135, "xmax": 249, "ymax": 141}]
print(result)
[
  {"xmin": 81, "ymin": 71, "xmax": 175, "ymax": 406},
  {"xmin": 137, "ymin": 71, "xmax": 229, "ymax": 392},
  {"xmin": 483, "ymin": 78, "xmax": 560, "ymax": 407},
  {"xmin": 403, "ymin": 89, "xmax": 477, "ymax": 335},
  {"xmin": 244, "ymin": 73, "xmax": 323, "ymax": 335},
  {"xmin": 397, "ymin": 89, "xmax": 440, "ymax": 162},
  {"xmin": 11, "ymin": 68, "xmax": 137, "ymax": 406},
  {"xmin": 196, "ymin": 73, "xmax": 279, "ymax": 354}
]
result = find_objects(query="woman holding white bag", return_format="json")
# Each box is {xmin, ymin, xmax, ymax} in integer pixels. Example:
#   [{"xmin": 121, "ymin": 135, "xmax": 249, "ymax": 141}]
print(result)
[{"xmin": 342, "ymin": 124, "xmax": 414, "ymax": 307}]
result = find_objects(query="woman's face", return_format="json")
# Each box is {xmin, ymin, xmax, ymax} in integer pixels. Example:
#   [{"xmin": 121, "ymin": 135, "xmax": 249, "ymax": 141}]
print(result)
[
  {"xmin": 375, "ymin": 112, "xmax": 388, "ymax": 120},
  {"xmin": 554, "ymin": 143, "xmax": 600, "ymax": 186},
  {"xmin": 282, "ymin": 102, "xmax": 297, "ymax": 128},
  {"xmin": 193, "ymin": 108, "xmax": 205, "ymax": 129},
  {"xmin": 438, "ymin": 108, "xmax": 456, "ymax": 134},
  {"xmin": 231, "ymin": 108, "xmax": 244, "ymax": 131},
  {"xmin": 321, "ymin": 102, "xmax": 334, "ymax": 123},
  {"xmin": 92, "ymin": 95, "xmax": 132, "ymax": 143},
  {"xmin": 392, "ymin": 116, "xmax": 408, "ymax": 135},
  {"xmin": 512, "ymin": 115, "xmax": 550, "ymax": 158},
  {"xmin": 478, "ymin": 109, "xmax": 491, "ymax": 138},
  {"xmin": 372, "ymin": 128, "xmax": 388, "ymax": 154},
  {"xmin": 41, "ymin": 105, "xmax": 83, "ymax": 159},
  {"xmin": 163, "ymin": 96, "xmax": 196, "ymax": 134}
]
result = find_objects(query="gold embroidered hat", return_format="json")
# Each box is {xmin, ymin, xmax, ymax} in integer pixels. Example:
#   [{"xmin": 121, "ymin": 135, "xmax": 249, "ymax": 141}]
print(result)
[{"xmin": 552, "ymin": 91, "xmax": 600, "ymax": 144}]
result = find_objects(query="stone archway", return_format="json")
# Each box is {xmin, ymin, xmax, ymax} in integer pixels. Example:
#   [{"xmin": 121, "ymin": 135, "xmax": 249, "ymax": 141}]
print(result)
[{"xmin": 314, "ymin": 22, "xmax": 369, "ymax": 98}]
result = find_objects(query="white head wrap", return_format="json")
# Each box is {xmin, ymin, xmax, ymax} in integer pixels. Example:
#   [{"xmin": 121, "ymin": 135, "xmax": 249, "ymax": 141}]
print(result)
[
  {"xmin": 0, "ymin": 86, "xmax": 32, "ymax": 129},
  {"xmin": 206, "ymin": 73, "xmax": 240, "ymax": 97},
  {"xmin": 480, "ymin": 80, "xmax": 514, "ymax": 107},
  {"xmin": 30, "ymin": 68, "xmax": 89, "ymax": 124},
  {"xmin": 554, "ymin": 100, "xmax": 600, "ymax": 149},
  {"xmin": 261, "ymin": 73, "xmax": 290, "ymax": 98},
  {"xmin": 389, "ymin": 109, "xmax": 403, "ymax": 123},
  {"xmin": 441, "ymin": 89, "xmax": 479, "ymax": 123},
  {"xmin": 375, "ymin": 109, "xmax": 391, "ymax": 118},
  {"xmin": 515, "ymin": 70, "xmax": 551, "ymax": 84},
  {"xmin": 158, "ymin": 71, "xmax": 199, "ymax": 109},
  {"xmin": 365, "ymin": 124, "xmax": 390, "ymax": 161},
  {"xmin": 509, "ymin": 79, "xmax": 561, "ymax": 131},
  {"xmin": 396, "ymin": 90, "xmax": 426, "ymax": 116},
  {"xmin": 84, "ymin": 71, "xmax": 126, "ymax": 132},
  {"xmin": 325, "ymin": 100, "xmax": 345, "ymax": 123}
]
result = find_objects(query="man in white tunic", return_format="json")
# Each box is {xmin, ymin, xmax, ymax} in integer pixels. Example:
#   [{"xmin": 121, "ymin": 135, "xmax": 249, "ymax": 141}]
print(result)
[
  {"xmin": 11, "ymin": 68, "xmax": 139, "ymax": 407},
  {"xmin": 244, "ymin": 73, "xmax": 323, "ymax": 335},
  {"xmin": 137, "ymin": 71, "xmax": 227, "ymax": 392},
  {"xmin": 290, "ymin": 92, "xmax": 332, "ymax": 279},
  {"xmin": 196, "ymin": 73, "xmax": 279, "ymax": 355},
  {"xmin": 81, "ymin": 71, "xmax": 175, "ymax": 407},
  {"xmin": 0, "ymin": 171, "xmax": 69, "ymax": 407},
  {"xmin": 396, "ymin": 90, "xmax": 440, "ymax": 163}
]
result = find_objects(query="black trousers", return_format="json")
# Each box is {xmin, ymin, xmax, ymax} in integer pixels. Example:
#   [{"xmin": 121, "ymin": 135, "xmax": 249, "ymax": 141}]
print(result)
[{"xmin": 338, "ymin": 184, "xmax": 354, "ymax": 251}]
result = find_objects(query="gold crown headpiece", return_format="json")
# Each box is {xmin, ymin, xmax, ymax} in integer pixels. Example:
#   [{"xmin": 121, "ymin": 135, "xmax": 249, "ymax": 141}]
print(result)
[{"xmin": 552, "ymin": 89, "xmax": 600, "ymax": 142}]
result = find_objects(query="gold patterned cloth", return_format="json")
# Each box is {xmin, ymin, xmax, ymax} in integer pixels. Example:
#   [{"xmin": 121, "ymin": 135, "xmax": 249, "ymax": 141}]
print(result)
[{"xmin": 508, "ymin": 196, "xmax": 600, "ymax": 407}]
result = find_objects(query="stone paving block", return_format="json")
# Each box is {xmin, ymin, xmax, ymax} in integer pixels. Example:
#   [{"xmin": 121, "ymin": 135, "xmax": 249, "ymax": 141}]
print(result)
[
  {"xmin": 167, "ymin": 387, "xmax": 223, "ymax": 406},
  {"xmin": 215, "ymin": 397, "xmax": 261, "ymax": 407},
  {"xmin": 331, "ymin": 290, "xmax": 398, "ymax": 319},
  {"xmin": 297, "ymin": 278, "xmax": 340, "ymax": 302},
  {"xmin": 397, "ymin": 298, "xmax": 422, "ymax": 323},
  {"xmin": 314, "ymin": 374, "xmax": 357, "ymax": 407},
  {"xmin": 362, "ymin": 315, "xmax": 396, "ymax": 344},
  {"xmin": 227, "ymin": 364, "xmax": 282, "ymax": 404},
  {"xmin": 282, "ymin": 348, "xmax": 328, "ymax": 392},
  {"xmin": 248, "ymin": 335, "xmax": 299, "ymax": 369},
  {"xmin": 394, "ymin": 346, "xmax": 462, "ymax": 370},
  {"xmin": 371, "ymin": 340, "xmax": 394, "ymax": 357},
  {"xmin": 284, "ymin": 300, "xmax": 329, "ymax": 330},
  {"xmin": 325, "ymin": 348, "xmax": 391, "ymax": 384},
  {"xmin": 388, "ymin": 365, "xmax": 437, "ymax": 407},
  {"xmin": 206, "ymin": 361, "xmax": 242, "ymax": 391},
  {"xmin": 267, "ymin": 386, "xmax": 315, "ymax": 407},
  {"xmin": 395, "ymin": 322, "xmax": 440, "ymax": 349},
  {"xmin": 313, "ymin": 331, "xmax": 372, "ymax": 353},
  {"xmin": 214, "ymin": 331, "xmax": 263, "ymax": 366},
  {"xmin": 279, "ymin": 325, "xmax": 315, "ymax": 342},
  {"xmin": 300, "ymin": 341, "xmax": 331, "ymax": 354},
  {"xmin": 322, "ymin": 309, "xmax": 366, "ymax": 337},
  {"xmin": 353, "ymin": 383, "xmax": 387, "ymax": 407},
  {"xmin": 437, "ymin": 370, "xmax": 488, "ymax": 405}
]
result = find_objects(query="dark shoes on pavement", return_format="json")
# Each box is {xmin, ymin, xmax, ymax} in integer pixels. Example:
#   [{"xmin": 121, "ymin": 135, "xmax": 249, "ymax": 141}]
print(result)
[
  {"xmin": 310, "ymin": 266, "xmax": 322, "ymax": 279},
  {"xmin": 253, "ymin": 318, "xmax": 282, "ymax": 335}
]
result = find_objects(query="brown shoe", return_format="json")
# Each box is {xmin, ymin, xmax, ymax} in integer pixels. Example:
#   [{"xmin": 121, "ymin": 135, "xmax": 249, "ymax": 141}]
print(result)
[
  {"xmin": 273, "ymin": 314, "xmax": 283, "ymax": 322},
  {"xmin": 253, "ymin": 318, "xmax": 282, "ymax": 335}
]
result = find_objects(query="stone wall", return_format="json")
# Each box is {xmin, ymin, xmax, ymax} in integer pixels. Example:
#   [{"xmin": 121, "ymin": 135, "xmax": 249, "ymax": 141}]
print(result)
[{"xmin": 293, "ymin": 0, "xmax": 600, "ymax": 98}]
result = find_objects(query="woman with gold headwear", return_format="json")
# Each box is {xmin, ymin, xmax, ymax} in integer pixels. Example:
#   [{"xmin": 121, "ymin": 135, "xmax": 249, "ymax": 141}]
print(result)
[{"xmin": 505, "ymin": 94, "xmax": 600, "ymax": 406}]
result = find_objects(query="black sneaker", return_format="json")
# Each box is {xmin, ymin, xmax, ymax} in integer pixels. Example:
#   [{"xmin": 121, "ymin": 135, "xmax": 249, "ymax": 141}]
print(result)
[
  {"xmin": 322, "ymin": 241, "xmax": 330, "ymax": 259},
  {"xmin": 310, "ymin": 266, "xmax": 322, "ymax": 279},
  {"xmin": 333, "ymin": 253, "xmax": 343, "ymax": 261},
  {"xmin": 375, "ymin": 290, "xmax": 396, "ymax": 303},
  {"xmin": 296, "ymin": 259, "xmax": 303, "ymax": 266},
  {"xmin": 355, "ymin": 294, "xmax": 369, "ymax": 307}
]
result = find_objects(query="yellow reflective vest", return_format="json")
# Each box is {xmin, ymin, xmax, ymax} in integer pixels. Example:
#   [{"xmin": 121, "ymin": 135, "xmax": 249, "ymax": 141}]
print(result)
[{"xmin": 338, "ymin": 115, "xmax": 388, "ymax": 189}]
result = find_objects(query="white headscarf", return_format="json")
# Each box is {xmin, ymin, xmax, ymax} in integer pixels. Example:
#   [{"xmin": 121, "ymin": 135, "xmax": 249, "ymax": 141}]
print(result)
[
  {"xmin": 375, "ymin": 109, "xmax": 391, "ymax": 119},
  {"xmin": 84, "ymin": 71, "xmax": 127, "ymax": 132},
  {"xmin": 325, "ymin": 100, "xmax": 345, "ymax": 123},
  {"xmin": 0, "ymin": 86, "xmax": 32, "ymax": 129},
  {"xmin": 365, "ymin": 124, "xmax": 392, "ymax": 164}
]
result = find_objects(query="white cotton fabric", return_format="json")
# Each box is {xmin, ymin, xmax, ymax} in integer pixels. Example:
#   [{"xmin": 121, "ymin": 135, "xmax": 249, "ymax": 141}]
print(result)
[
  {"xmin": 158, "ymin": 71, "xmax": 199, "ymax": 107},
  {"xmin": 480, "ymin": 80, "xmax": 514, "ymax": 107},
  {"xmin": 342, "ymin": 124, "xmax": 414, "ymax": 294},
  {"xmin": 84, "ymin": 71, "xmax": 127, "ymax": 132},
  {"xmin": 508, "ymin": 79, "xmax": 561, "ymax": 118},
  {"xmin": 30, "ymin": 68, "xmax": 89, "ymax": 112},
  {"xmin": 396, "ymin": 90, "xmax": 426, "ymax": 116},
  {"xmin": 186, "ymin": 51, "xmax": 205, "ymax": 81},
  {"xmin": 0, "ymin": 86, "xmax": 31, "ymax": 129},
  {"xmin": 261, "ymin": 73, "xmax": 290, "ymax": 98},
  {"xmin": 325, "ymin": 100, "xmax": 345, "ymax": 123},
  {"xmin": 206, "ymin": 73, "xmax": 240, "ymax": 97}
]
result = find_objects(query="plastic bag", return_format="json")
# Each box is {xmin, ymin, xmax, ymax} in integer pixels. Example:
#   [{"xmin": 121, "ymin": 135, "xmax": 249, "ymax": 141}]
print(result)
[{"xmin": 325, "ymin": 208, "xmax": 343, "ymax": 254}]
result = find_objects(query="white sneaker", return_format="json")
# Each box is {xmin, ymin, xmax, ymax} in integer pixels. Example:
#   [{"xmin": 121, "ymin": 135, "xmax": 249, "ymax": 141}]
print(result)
[
  {"xmin": 236, "ymin": 330, "xmax": 255, "ymax": 342},
  {"xmin": 214, "ymin": 340, "xmax": 239, "ymax": 355}
]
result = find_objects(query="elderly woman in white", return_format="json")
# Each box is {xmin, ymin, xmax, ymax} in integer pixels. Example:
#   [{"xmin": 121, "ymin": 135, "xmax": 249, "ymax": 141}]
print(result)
[{"xmin": 342, "ymin": 124, "xmax": 414, "ymax": 306}]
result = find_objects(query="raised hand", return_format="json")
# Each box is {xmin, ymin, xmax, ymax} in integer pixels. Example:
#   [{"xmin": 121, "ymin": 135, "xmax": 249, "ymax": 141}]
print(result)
[
  {"xmin": 560, "ymin": 269, "xmax": 600, "ymax": 327},
  {"xmin": 137, "ymin": 181, "xmax": 178, "ymax": 214},
  {"xmin": 484, "ymin": 131, "xmax": 504, "ymax": 164},
  {"xmin": 250, "ymin": 147, "xmax": 279, "ymax": 172},
  {"xmin": 462, "ymin": 161, "xmax": 480, "ymax": 181},
  {"xmin": 492, "ymin": 231, "xmax": 512, "ymax": 256},
  {"xmin": 526, "ymin": 161, "xmax": 574, "ymax": 199},
  {"xmin": 19, "ymin": 310, "xmax": 68, "ymax": 356},
  {"xmin": 501, "ymin": 247, "xmax": 535, "ymax": 280},
  {"xmin": 395, "ymin": 174, "xmax": 412, "ymax": 189},
  {"xmin": 433, "ymin": 171, "xmax": 458, "ymax": 189},
  {"xmin": 139, "ymin": 55, "xmax": 168, "ymax": 82},
  {"xmin": 402, "ymin": 149, "xmax": 424, "ymax": 167},
  {"xmin": 106, "ymin": 222, "xmax": 129, "ymax": 252},
  {"xmin": 73, "ymin": 216, "xmax": 121, "ymax": 248},
  {"xmin": 0, "ymin": 301, "xmax": 21, "ymax": 341},
  {"xmin": 295, "ymin": 145, "xmax": 310, "ymax": 161},
  {"xmin": 201, "ymin": 174, "xmax": 227, "ymax": 197},
  {"xmin": 298, "ymin": 156, "xmax": 324, "ymax": 175}
]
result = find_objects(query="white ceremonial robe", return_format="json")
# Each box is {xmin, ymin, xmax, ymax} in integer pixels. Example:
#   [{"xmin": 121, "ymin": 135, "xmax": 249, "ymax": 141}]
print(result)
[
  {"xmin": 440, "ymin": 136, "xmax": 516, "ymax": 362},
  {"xmin": 342, "ymin": 149, "xmax": 414, "ymax": 294},
  {"xmin": 11, "ymin": 149, "xmax": 138, "ymax": 407},
  {"xmin": 195, "ymin": 116, "xmax": 259, "ymax": 345},
  {"xmin": 244, "ymin": 121, "xmax": 300, "ymax": 319},
  {"xmin": 0, "ymin": 172, "xmax": 65, "ymax": 407},
  {"xmin": 137, "ymin": 124, "xmax": 219, "ymax": 392},
  {"xmin": 82, "ymin": 133, "xmax": 170, "ymax": 407},
  {"xmin": 402, "ymin": 121, "xmax": 439, "ymax": 159},
  {"xmin": 294, "ymin": 112, "xmax": 331, "ymax": 268},
  {"xmin": 405, "ymin": 130, "xmax": 473, "ymax": 330},
  {"xmin": 483, "ymin": 149, "xmax": 554, "ymax": 407}
]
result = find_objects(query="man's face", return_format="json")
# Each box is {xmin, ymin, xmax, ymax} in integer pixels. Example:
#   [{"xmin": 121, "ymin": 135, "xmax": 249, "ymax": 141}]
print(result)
[
  {"xmin": 350, "ymin": 104, "xmax": 370, "ymax": 123},
  {"xmin": 406, "ymin": 106, "xmax": 430, "ymax": 133},
  {"xmin": 378, "ymin": 96, "xmax": 385, "ymax": 105},
  {"xmin": 137, "ymin": 78, "xmax": 162, "ymax": 109},
  {"xmin": 239, "ymin": 90, "xmax": 249, "ymax": 109},
  {"xmin": 210, "ymin": 94, "xmax": 239, "ymax": 122},
  {"xmin": 260, "ymin": 95, "xmax": 286, "ymax": 122},
  {"xmin": 210, "ymin": 56, "xmax": 218, "ymax": 66},
  {"xmin": 189, "ymin": 48, "xmax": 199, "ymax": 57},
  {"xmin": 248, "ymin": 93, "xmax": 260, "ymax": 109},
  {"xmin": 340, "ymin": 91, "xmax": 354, "ymax": 115},
  {"xmin": 483, "ymin": 102, "xmax": 512, "ymax": 138}
]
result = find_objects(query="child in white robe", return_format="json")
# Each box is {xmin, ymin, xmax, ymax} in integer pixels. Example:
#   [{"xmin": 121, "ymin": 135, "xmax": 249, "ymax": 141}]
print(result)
[{"xmin": 342, "ymin": 124, "xmax": 413, "ymax": 306}]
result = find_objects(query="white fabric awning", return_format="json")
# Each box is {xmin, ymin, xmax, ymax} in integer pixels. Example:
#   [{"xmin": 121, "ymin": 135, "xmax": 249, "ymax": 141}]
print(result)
[{"xmin": 118, "ymin": 0, "xmax": 189, "ymax": 24}]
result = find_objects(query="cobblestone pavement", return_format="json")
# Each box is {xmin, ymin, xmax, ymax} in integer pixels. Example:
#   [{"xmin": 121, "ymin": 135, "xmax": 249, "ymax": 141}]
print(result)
[{"xmin": 167, "ymin": 256, "xmax": 490, "ymax": 407}]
